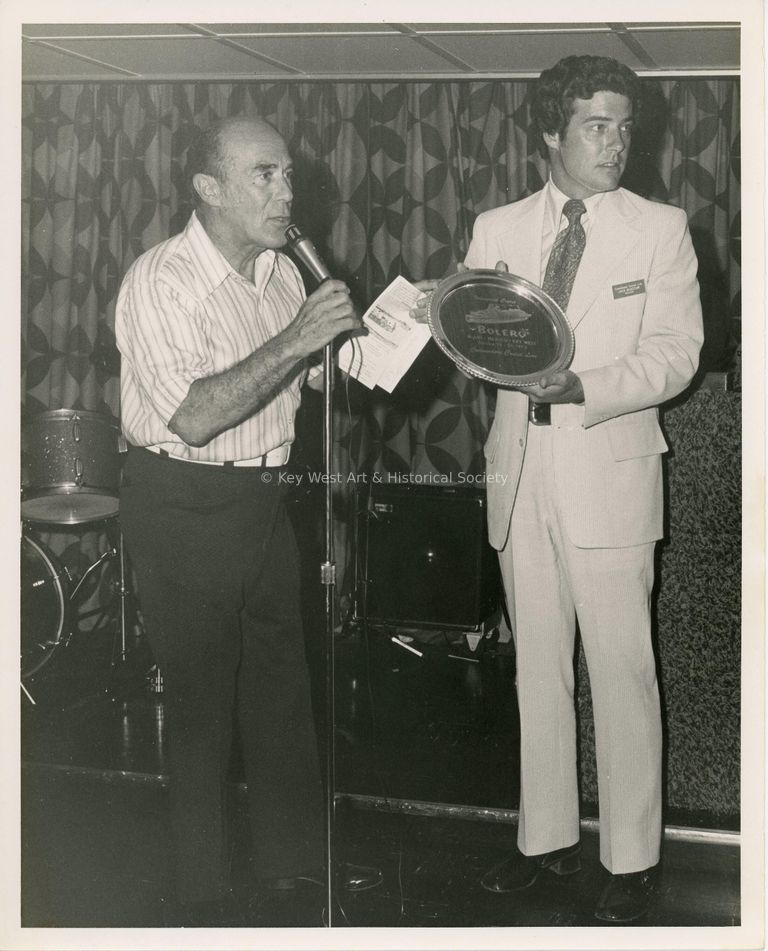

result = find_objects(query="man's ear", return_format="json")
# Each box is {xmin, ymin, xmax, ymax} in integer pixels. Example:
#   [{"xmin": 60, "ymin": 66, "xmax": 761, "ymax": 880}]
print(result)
[
  {"xmin": 192, "ymin": 172, "xmax": 221, "ymax": 207},
  {"xmin": 542, "ymin": 131, "xmax": 561, "ymax": 152}
]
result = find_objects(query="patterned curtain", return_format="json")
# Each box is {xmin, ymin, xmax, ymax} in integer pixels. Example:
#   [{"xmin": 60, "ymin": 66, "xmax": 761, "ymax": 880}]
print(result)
[{"xmin": 21, "ymin": 78, "xmax": 741, "ymax": 596}]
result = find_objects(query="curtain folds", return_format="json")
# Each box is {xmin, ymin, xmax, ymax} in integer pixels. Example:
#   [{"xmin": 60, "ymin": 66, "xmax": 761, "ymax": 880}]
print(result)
[
  {"xmin": 21, "ymin": 76, "xmax": 740, "ymax": 514},
  {"xmin": 20, "ymin": 77, "xmax": 742, "ymax": 816}
]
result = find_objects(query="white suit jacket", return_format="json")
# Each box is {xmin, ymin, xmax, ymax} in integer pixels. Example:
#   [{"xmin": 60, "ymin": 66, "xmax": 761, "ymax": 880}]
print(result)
[{"xmin": 465, "ymin": 187, "xmax": 703, "ymax": 551}]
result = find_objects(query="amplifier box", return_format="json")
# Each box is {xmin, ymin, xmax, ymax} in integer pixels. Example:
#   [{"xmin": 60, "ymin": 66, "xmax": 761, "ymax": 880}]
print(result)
[{"xmin": 356, "ymin": 481, "xmax": 501, "ymax": 631}]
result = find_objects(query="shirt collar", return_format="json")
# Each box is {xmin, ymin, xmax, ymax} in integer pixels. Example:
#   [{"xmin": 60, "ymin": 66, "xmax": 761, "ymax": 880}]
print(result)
[
  {"xmin": 184, "ymin": 211, "xmax": 234, "ymax": 296},
  {"xmin": 545, "ymin": 177, "xmax": 606, "ymax": 231},
  {"xmin": 184, "ymin": 211, "xmax": 278, "ymax": 298},
  {"xmin": 253, "ymin": 247, "xmax": 278, "ymax": 297}
]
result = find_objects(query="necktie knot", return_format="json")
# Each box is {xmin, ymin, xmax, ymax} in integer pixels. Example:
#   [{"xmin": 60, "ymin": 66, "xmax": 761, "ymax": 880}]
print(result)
[{"xmin": 562, "ymin": 198, "xmax": 586, "ymax": 225}]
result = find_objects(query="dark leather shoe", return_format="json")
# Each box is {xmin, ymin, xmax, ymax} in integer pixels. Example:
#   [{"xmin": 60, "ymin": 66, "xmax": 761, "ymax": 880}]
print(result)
[
  {"xmin": 338, "ymin": 862, "xmax": 383, "ymax": 892},
  {"xmin": 480, "ymin": 842, "xmax": 581, "ymax": 893},
  {"xmin": 594, "ymin": 866, "xmax": 658, "ymax": 922}
]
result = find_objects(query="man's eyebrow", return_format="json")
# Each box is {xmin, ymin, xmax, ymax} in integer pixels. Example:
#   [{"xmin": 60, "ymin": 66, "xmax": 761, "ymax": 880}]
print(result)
[
  {"xmin": 582, "ymin": 114, "xmax": 634, "ymax": 123},
  {"xmin": 251, "ymin": 161, "xmax": 294, "ymax": 172}
]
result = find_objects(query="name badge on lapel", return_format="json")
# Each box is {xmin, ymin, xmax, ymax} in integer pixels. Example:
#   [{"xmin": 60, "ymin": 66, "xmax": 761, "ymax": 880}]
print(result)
[{"xmin": 612, "ymin": 279, "xmax": 646, "ymax": 300}]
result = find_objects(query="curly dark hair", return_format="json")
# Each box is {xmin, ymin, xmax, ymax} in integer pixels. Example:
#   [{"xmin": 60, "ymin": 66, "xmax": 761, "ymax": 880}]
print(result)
[{"xmin": 532, "ymin": 55, "xmax": 641, "ymax": 158}]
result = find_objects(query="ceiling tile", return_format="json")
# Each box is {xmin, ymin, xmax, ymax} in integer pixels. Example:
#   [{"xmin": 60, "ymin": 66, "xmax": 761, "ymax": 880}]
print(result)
[
  {"xmin": 431, "ymin": 31, "xmax": 647, "ymax": 72},
  {"xmin": 22, "ymin": 41, "xmax": 132, "ymax": 78},
  {"xmin": 19, "ymin": 22, "xmax": 743, "ymax": 80},
  {"xmin": 22, "ymin": 24, "xmax": 200, "ymax": 38},
  {"xmin": 27, "ymin": 37, "xmax": 293, "ymax": 77},
  {"xmin": 411, "ymin": 23, "xmax": 614, "ymax": 33},
  {"xmin": 200, "ymin": 23, "xmax": 402, "ymax": 36},
  {"xmin": 627, "ymin": 28, "xmax": 740, "ymax": 69},
  {"xmin": 232, "ymin": 34, "xmax": 464, "ymax": 74}
]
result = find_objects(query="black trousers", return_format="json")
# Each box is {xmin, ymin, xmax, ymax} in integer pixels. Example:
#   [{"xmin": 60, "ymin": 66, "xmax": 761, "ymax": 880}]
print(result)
[{"xmin": 120, "ymin": 447, "xmax": 324, "ymax": 902}]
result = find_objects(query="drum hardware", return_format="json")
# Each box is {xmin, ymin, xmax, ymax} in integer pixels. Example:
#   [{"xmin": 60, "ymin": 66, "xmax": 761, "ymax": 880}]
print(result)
[
  {"xmin": 21, "ymin": 408, "xmax": 128, "ymax": 702},
  {"xmin": 115, "ymin": 531, "xmax": 131, "ymax": 666},
  {"xmin": 21, "ymin": 409, "xmax": 122, "ymax": 527},
  {"xmin": 147, "ymin": 664, "xmax": 164, "ymax": 694},
  {"xmin": 20, "ymin": 522, "xmax": 153, "ymax": 707},
  {"xmin": 69, "ymin": 544, "xmax": 117, "ymax": 601},
  {"xmin": 76, "ymin": 530, "xmax": 138, "ymax": 669},
  {"xmin": 21, "ymin": 534, "xmax": 73, "ymax": 684}
]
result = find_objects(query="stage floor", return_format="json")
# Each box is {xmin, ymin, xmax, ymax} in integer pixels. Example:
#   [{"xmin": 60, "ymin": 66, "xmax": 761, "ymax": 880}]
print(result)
[{"xmin": 20, "ymin": 624, "xmax": 740, "ymax": 929}]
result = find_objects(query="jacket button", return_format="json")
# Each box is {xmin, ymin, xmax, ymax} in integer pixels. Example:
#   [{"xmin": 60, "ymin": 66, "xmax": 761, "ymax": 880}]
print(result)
[{"xmin": 518, "ymin": 438, "xmax": 524, "ymax": 447}]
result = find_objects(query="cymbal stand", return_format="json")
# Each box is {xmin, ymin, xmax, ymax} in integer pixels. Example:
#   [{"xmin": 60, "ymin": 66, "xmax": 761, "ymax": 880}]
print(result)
[
  {"xmin": 69, "ymin": 544, "xmax": 117, "ymax": 601},
  {"xmin": 93, "ymin": 525, "xmax": 145, "ymax": 698},
  {"xmin": 73, "ymin": 522, "xmax": 134, "ymax": 668},
  {"xmin": 116, "ymin": 531, "xmax": 129, "ymax": 664},
  {"xmin": 58, "ymin": 521, "xmax": 149, "ymax": 710}
]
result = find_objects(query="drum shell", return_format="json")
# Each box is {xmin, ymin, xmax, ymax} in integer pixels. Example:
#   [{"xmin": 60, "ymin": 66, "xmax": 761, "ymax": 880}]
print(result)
[
  {"xmin": 21, "ymin": 409, "xmax": 121, "ymax": 525},
  {"xmin": 21, "ymin": 535, "xmax": 68, "ymax": 678}
]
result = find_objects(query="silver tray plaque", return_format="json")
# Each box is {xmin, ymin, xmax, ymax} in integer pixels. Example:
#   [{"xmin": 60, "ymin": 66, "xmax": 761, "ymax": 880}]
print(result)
[{"xmin": 427, "ymin": 270, "xmax": 575, "ymax": 386}]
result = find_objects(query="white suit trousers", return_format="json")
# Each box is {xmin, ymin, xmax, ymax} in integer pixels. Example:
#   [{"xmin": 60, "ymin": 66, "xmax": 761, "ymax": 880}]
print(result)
[{"xmin": 498, "ymin": 423, "xmax": 662, "ymax": 874}]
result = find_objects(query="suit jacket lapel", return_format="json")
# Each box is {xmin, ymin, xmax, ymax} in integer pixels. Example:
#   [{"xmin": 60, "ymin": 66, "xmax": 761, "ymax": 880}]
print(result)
[
  {"xmin": 566, "ymin": 192, "xmax": 642, "ymax": 330},
  {"xmin": 495, "ymin": 191, "xmax": 546, "ymax": 285}
]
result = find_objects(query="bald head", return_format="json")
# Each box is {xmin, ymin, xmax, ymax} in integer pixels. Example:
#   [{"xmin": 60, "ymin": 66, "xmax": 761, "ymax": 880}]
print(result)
[
  {"xmin": 188, "ymin": 116, "xmax": 287, "ymax": 206},
  {"xmin": 187, "ymin": 115, "xmax": 295, "ymax": 267}
]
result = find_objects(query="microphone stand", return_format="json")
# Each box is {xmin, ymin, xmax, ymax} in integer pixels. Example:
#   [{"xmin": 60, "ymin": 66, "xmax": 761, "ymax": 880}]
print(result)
[
  {"xmin": 285, "ymin": 225, "xmax": 338, "ymax": 926},
  {"xmin": 320, "ymin": 338, "xmax": 336, "ymax": 927}
]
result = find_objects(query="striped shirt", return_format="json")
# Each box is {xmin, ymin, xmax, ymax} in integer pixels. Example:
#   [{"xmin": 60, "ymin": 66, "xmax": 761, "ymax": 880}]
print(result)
[{"xmin": 116, "ymin": 211, "xmax": 312, "ymax": 463}]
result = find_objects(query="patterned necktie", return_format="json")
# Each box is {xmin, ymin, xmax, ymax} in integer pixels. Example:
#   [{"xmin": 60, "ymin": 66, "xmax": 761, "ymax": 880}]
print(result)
[
  {"xmin": 542, "ymin": 198, "xmax": 587, "ymax": 311},
  {"xmin": 529, "ymin": 198, "xmax": 586, "ymax": 426}
]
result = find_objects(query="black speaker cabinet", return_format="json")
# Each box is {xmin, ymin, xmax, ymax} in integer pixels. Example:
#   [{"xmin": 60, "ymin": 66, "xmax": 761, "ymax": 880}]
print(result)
[{"xmin": 356, "ymin": 482, "xmax": 501, "ymax": 631}]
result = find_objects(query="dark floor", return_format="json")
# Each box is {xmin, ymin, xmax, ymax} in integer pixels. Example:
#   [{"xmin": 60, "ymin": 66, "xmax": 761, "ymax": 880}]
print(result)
[
  {"xmin": 21, "ymin": 761, "xmax": 740, "ymax": 929},
  {"xmin": 19, "ymin": 617, "xmax": 741, "ymax": 931}
]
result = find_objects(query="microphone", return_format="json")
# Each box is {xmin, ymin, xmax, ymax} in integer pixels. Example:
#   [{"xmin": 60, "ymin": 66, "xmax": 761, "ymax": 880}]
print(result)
[{"xmin": 285, "ymin": 225, "xmax": 332, "ymax": 283}]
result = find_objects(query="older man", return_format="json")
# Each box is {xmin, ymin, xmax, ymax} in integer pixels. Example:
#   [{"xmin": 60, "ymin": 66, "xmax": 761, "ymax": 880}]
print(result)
[{"xmin": 116, "ymin": 116, "xmax": 371, "ymax": 925}]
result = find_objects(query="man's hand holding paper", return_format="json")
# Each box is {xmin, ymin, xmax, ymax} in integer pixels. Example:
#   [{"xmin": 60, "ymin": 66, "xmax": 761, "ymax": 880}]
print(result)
[{"xmin": 338, "ymin": 276, "xmax": 437, "ymax": 392}]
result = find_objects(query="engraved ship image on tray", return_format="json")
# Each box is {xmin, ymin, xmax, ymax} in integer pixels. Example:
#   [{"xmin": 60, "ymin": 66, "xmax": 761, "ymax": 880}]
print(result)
[
  {"xmin": 464, "ymin": 301, "xmax": 532, "ymax": 324},
  {"xmin": 427, "ymin": 269, "xmax": 575, "ymax": 387}
]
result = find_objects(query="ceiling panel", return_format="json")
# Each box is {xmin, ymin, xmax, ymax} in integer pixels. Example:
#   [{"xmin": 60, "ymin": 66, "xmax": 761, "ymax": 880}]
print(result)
[
  {"xmin": 22, "ymin": 24, "xmax": 201, "ymax": 38},
  {"xmin": 22, "ymin": 41, "xmax": 133, "ymax": 78},
  {"xmin": 629, "ymin": 28, "xmax": 740, "ymax": 70},
  {"xmin": 432, "ymin": 32, "xmax": 647, "ymax": 72},
  {"xmin": 20, "ymin": 22, "xmax": 741, "ymax": 81},
  {"xmin": 27, "ymin": 37, "xmax": 286, "ymax": 77},
  {"xmin": 412, "ymin": 23, "xmax": 618, "ymax": 33},
  {"xmin": 231, "ymin": 34, "xmax": 465, "ymax": 75},
  {"xmin": 200, "ymin": 23, "xmax": 402, "ymax": 36}
]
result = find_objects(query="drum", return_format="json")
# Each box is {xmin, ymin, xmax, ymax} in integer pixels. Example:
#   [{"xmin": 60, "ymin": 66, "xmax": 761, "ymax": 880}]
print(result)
[
  {"xmin": 21, "ymin": 409, "xmax": 121, "ymax": 525},
  {"xmin": 21, "ymin": 535, "xmax": 69, "ymax": 679}
]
